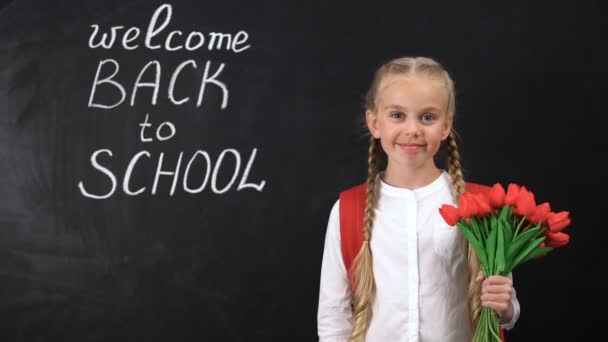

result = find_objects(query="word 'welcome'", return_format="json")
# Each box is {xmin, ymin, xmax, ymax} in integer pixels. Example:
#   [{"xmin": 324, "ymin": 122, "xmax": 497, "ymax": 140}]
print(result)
[{"xmin": 88, "ymin": 4, "xmax": 250, "ymax": 53}]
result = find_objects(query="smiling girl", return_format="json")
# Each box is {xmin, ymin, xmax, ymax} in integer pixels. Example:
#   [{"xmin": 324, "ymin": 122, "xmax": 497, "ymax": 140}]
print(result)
[{"xmin": 317, "ymin": 57, "xmax": 520, "ymax": 342}]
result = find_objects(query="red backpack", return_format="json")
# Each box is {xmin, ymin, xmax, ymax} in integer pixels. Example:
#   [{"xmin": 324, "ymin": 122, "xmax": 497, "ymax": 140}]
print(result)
[{"xmin": 338, "ymin": 181, "xmax": 506, "ymax": 342}]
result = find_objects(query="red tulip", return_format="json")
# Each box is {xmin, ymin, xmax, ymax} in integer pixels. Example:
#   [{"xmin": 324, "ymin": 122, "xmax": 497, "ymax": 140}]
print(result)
[
  {"xmin": 546, "ymin": 231, "xmax": 570, "ymax": 248},
  {"xmin": 459, "ymin": 192, "xmax": 479, "ymax": 218},
  {"xmin": 473, "ymin": 193, "xmax": 492, "ymax": 217},
  {"xmin": 528, "ymin": 202, "xmax": 551, "ymax": 225},
  {"xmin": 489, "ymin": 183, "xmax": 506, "ymax": 208},
  {"xmin": 505, "ymin": 183, "xmax": 521, "ymax": 206},
  {"xmin": 547, "ymin": 211, "xmax": 571, "ymax": 232},
  {"xmin": 513, "ymin": 187, "xmax": 536, "ymax": 217},
  {"xmin": 439, "ymin": 204, "xmax": 461, "ymax": 226}
]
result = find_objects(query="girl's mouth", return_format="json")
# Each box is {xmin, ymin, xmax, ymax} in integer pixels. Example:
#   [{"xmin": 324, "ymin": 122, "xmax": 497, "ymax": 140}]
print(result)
[{"xmin": 398, "ymin": 143, "xmax": 424, "ymax": 151}]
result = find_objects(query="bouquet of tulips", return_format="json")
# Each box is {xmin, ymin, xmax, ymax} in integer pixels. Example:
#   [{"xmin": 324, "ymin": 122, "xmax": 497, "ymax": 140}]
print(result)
[{"xmin": 439, "ymin": 183, "xmax": 571, "ymax": 342}]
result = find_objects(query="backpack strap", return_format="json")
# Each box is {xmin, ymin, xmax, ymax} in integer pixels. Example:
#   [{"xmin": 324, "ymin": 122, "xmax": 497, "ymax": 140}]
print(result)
[
  {"xmin": 463, "ymin": 182, "xmax": 492, "ymax": 196},
  {"xmin": 338, "ymin": 180, "xmax": 505, "ymax": 341},
  {"xmin": 338, "ymin": 183, "xmax": 366, "ymax": 289}
]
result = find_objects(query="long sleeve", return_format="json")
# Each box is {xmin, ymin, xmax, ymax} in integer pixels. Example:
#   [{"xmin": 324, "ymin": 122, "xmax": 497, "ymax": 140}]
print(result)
[{"xmin": 317, "ymin": 200, "xmax": 353, "ymax": 342}]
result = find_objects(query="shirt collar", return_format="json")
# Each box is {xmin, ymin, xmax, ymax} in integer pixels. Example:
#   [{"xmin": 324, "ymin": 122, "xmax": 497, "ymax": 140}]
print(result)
[{"xmin": 377, "ymin": 170, "xmax": 450, "ymax": 200}]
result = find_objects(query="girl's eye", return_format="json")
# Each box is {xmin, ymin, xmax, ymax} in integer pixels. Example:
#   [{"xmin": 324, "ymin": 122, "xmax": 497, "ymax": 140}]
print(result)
[
  {"xmin": 421, "ymin": 113, "xmax": 435, "ymax": 122},
  {"xmin": 390, "ymin": 111, "xmax": 404, "ymax": 119}
]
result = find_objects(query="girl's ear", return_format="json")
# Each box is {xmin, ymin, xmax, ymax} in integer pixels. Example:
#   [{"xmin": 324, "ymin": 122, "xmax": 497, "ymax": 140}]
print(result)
[
  {"xmin": 442, "ymin": 117, "xmax": 453, "ymax": 141},
  {"xmin": 366, "ymin": 110, "xmax": 380, "ymax": 138}
]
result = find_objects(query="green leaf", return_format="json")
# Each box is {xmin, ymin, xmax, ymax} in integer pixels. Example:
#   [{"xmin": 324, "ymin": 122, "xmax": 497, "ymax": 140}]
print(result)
[
  {"xmin": 509, "ymin": 236, "xmax": 545, "ymax": 270},
  {"xmin": 498, "ymin": 205, "xmax": 511, "ymax": 222},
  {"xmin": 506, "ymin": 227, "xmax": 542, "ymax": 261},
  {"xmin": 521, "ymin": 246, "xmax": 554, "ymax": 264},
  {"xmin": 458, "ymin": 220, "xmax": 474, "ymax": 242},
  {"xmin": 496, "ymin": 220, "xmax": 506, "ymax": 275},
  {"xmin": 490, "ymin": 214, "xmax": 497, "ymax": 232},
  {"xmin": 469, "ymin": 217, "xmax": 481, "ymax": 242},
  {"xmin": 486, "ymin": 223, "xmax": 497, "ymax": 275},
  {"xmin": 502, "ymin": 217, "xmax": 514, "ymax": 246},
  {"xmin": 474, "ymin": 216, "xmax": 488, "ymax": 242},
  {"xmin": 482, "ymin": 216, "xmax": 491, "ymax": 242},
  {"xmin": 478, "ymin": 217, "xmax": 488, "ymax": 242},
  {"xmin": 457, "ymin": 221, "xmax": 488, "ymax": 270}
]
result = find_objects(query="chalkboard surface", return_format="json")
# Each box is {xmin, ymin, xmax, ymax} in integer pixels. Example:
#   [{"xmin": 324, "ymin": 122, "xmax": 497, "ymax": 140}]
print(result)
[{"xmin": 1, "ymin": 1, "xmax": 605, "ymax": 340}]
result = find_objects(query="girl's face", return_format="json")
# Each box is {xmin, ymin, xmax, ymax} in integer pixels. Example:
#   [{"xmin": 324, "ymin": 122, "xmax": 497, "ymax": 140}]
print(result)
[{"xmin": 366, "ymin": 74, "xmax": 452, "ymax": 173}]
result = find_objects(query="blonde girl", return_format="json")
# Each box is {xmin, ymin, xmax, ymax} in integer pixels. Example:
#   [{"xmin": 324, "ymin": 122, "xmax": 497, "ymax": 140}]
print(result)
[{"xmin": 317, "ymin": 56, "xmax": 520, "ymax": 341}]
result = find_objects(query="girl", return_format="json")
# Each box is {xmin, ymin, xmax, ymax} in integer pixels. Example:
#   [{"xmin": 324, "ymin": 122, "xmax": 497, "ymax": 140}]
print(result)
[{"xmin": 317, "ymin": 57, "xmax": 520, "ymax": 341}]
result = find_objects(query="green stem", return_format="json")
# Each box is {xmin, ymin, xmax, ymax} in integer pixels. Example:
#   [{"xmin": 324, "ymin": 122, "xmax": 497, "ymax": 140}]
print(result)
[
  {"xmin": 474, "ymin": 307, "xmax": 502, "ymax": 342},
  {"xmin": 513, "ymin": 215, "xmax": 527, "ymax": 239},
  {"xmin": 488, "ymin": 308, "xmax": 501, "ymax": 342}
]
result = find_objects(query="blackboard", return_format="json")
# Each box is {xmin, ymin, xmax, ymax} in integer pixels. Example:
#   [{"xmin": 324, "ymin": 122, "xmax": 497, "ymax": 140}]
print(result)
[{"xmin": 1, "ymin": 1, "xmax": 605, "ymax": 340}]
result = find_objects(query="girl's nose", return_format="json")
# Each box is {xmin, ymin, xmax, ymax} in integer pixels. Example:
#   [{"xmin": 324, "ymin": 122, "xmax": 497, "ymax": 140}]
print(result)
[{"xmin": 402, "ymin": 120, "xmax": 421, "ymax": 136}]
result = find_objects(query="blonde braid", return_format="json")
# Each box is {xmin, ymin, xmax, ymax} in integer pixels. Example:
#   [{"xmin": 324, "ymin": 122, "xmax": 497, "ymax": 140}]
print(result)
[
  {"xmin": 446, "ymin": 131, "xmax": 465, "ymax": 199},
  {"xmin": 349, "ymin": 137, "xmax": 379, "ymax": 342},
  {"xmin": 446, "ymin": 131, "xmax": 482, "ymax": 328}
]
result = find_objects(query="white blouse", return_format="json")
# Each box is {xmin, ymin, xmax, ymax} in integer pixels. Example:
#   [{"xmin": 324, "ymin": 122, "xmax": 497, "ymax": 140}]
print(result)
[{"xmin": 317, "ymin": 171, "xmax": 520, "ymax": 342}]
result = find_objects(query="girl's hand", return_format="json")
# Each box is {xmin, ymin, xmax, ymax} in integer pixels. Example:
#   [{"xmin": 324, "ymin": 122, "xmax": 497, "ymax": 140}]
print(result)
[{"xmin": 476, "ymin": 271, "xmax": 514, "ymax": 324}]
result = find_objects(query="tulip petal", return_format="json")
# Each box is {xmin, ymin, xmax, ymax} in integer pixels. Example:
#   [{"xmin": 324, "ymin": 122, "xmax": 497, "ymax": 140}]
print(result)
[
  {"xmin": 548, "ymin": 211, "xmax": 571, "ymax": 232},
  {"xmin": 439, "ymin": 204, "xmax": 461, "ymax": 226},
  {"xmin": 505, "ymin": 184, "xmax": 521, "ymax": 205},
  {"xmin": 546, "ymin": 231, "xmax": 570, "ymax": 248},
  {"xmin": 489, "ymin": 183, "xmax": 506, "ymax": 208}
]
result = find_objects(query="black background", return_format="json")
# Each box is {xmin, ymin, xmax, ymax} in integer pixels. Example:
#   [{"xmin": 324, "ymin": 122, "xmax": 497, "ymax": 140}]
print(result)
[{"xmin": 1, "ymin": 0, "xmax": 605, "ymax": 340}]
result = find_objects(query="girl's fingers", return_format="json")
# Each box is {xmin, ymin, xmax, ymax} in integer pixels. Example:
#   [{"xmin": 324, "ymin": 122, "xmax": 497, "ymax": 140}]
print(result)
[
  {"xmin": 483, "ymin": 275, "xmax": 513, "ymax": 286},
  {"xmin": 482, "ymin": 284, "xmax": 513, "ymax": 295},
  {"xmin": 480, "ymin": 300, "xmax": 509, "ymax": 315},
  {"xmin": 481, "ymin": 292, "xmax": 510, "ymax": 303}
]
